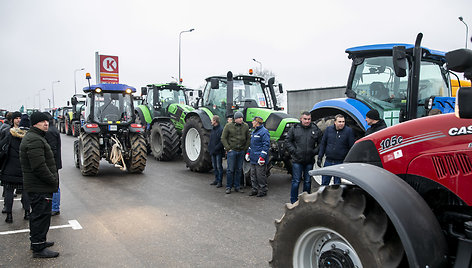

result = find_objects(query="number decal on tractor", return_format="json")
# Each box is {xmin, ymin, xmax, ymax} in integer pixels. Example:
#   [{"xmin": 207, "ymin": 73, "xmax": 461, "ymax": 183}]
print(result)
[{"xmin": 380, "ymin": 135, "xmax": 403, "ymax": 150}]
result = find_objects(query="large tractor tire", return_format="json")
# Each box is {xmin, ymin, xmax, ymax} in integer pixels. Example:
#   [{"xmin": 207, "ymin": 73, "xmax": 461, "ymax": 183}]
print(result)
[
  {"xmin": 65, "ymin": 119, "xmax": 72, "ymax": 136},
  {"xmin": 150, "ymin": 121, "xmax": 180, "ymax": 161},
  {"xmin": 79, "ymin": 134, "xmax": 100, "ymax": 176},
  {"xmin": 270, "ymin": 186, "xmax": 404, "ymax": 268},
  {"xmin": 126, "ymin": 133, "xmax": 147, "ymax": 173},
  {"xmin": 314, "ymin": 116, "xmax": 335, "ymax": 133},
  {"xmin": 72, "ymin": 121, "xmax": 80, "ymax": 137},
  {"xmin": 73, "ymin": 140, "xmax": 79, "ymax": 168},
  {"xmin": 182, "ymin": 116, "xmax": 211, "ymax": 172}
]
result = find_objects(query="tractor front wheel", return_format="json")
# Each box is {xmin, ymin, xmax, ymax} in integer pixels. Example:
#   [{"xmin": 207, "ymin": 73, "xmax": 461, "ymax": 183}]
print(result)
[
  {"xmin": 150, "ymin": 121, "xmax": 180, "ymax": 161},
  {"xmin": 270, "ymin": 186, "xmax": 404, "ymax": 268}
]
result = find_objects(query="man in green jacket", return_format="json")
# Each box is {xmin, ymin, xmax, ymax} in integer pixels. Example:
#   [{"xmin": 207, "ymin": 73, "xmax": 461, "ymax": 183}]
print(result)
[
  {"xmin": 20, "ymin": 112, "xmax": 59, "ymax": 258},
  {"xmin": 221, "ymin": 111, "xmax": 250, "ymax": 194}
]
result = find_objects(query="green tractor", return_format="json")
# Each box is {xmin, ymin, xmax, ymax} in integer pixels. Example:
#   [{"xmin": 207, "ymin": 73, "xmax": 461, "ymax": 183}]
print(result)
[
  {"xmin": 135, "ymin": 83, "xmax": 194, "ymax": 161},
  {"xmin": 182, "ymin": 71, "xmax": 299, "ymax": 172}
]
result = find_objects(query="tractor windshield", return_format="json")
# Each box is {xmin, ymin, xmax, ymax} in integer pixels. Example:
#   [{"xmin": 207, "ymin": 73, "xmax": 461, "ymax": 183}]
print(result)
[
  {"xmin": 204, "ymin": 79, "xmax": 269, "ymax": 108},
  {"xmin": 350, "ymin": 56, "xmax": 450, "ymax": 125},
  {"xmin": 91, "ymin": 92, "xmax": 133, "ymax": 123},
  {"xmin": 159, "ymin": 89, "xmax": 187, "ymax": 105}
]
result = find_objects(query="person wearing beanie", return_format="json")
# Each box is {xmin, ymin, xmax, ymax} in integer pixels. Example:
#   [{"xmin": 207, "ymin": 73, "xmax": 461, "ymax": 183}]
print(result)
[
  {"xmin": 43, "ymin": 112, "xmax": 62, "ymax": 216},
  {"xmin": 19, "ymin": 112, "xmax": 59, "ymax": 258},
  {"xmin": 365, "ymin": 109, "xmax": 387, "ymax": 136},
  {"xmin": 19, "ymin": 114, "xmax": 31, "ymax": 129},
  {"xmin": 221, "ymin": 111, "xmax": 250, "ymax": 194}
]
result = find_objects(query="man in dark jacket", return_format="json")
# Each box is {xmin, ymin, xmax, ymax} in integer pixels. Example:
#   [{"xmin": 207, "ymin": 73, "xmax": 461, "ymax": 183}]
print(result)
[
  {"xmin": 209, "ymin": 115, "xmax": 224, "ymax": 188},
  {"xmin": 364, "ymin": 109, "xmax": 387, "ymax": 136},
  {"xmin": 285, "ymin": 111, "xmax": 322, "ymax": 203},
  {"xmin": 44, "ymin": 112, "xmax": 62, "ymax": 216},
  {"xmin": 221, "ymin": 111, "xmax": 250, "ymax": 194},
  {"xmin": 317, "ymin": 114, "xmax": 355, "ymax": 185},
  {"xmin": 20, "ymin": 112, "xmax": 59, "ymax": 258}
]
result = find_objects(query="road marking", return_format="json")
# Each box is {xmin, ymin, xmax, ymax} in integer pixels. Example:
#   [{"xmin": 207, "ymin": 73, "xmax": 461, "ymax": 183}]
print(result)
[
  {"xmin": 0, "ymin": 220, "xmax": 82, "ymax": 235},
  {"xmin": 0, "ymin": 198, "xmax": 22, "ymax": 202}
]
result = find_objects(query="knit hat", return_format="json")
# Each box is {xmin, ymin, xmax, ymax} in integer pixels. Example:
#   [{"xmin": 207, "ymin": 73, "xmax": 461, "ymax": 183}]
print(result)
[
  {"xmin": 30, "ymin": 112, "xmax": 49, "ymax": 126},
  {"xmin": 253, "ymin": 116, "xmax": 264, "ymax": 124},
  {"xmin": 11, "ymin": 111, "xmax": 22, "ymax": 120},
  {"xmin": 366, "ymin": 109, "xmax": 380, "ymax": 120},
  {"xmin": 234, "ymin": 111, "xmax": 243, "ymax": 119},
  {"xmin": 19, "ymin": 114, "xmax": 31, "ymax": 128}
]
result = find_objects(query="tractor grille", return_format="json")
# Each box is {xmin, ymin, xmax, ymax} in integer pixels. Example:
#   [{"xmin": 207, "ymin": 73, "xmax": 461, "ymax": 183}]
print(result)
[{"xmin": 432, "ymin": 153, "xmax": 472, "ymax": 179}]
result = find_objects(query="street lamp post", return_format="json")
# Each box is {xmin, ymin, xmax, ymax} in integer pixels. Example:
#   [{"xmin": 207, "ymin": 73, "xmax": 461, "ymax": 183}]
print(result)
[
  {"xmin": 51, "ymin": 80, "xmax": 60, "ymax": 108},
  {"xmin": 74, "ymin": 68, "xmax": 85, "ymax": 94},
  {"xmin": 459, "ymin": 16, "xmax": 469, "ymax": 49},
  {"xmin": 252, "ymin": 58, "xmax": 262, "ymax": 73},
  {"xmin": 179, "ymin": 28, "xmax": 195, "ymax": 83},
  {"xmin": 37, "ymin": 88, "xmax": 46, "ymax": 110}
]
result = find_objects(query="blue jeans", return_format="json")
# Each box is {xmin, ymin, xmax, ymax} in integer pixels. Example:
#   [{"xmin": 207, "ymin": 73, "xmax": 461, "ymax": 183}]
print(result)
[
  {"xmin": 211, "ymin": 154, "xmax": 223, "ymax": 183},
  {"xmin": 321, "ymin": 160, "xmax": 343, "ymax": 185},
  {"xmin": 226, "ymin": 150, "xmax": 244, "ymax": 190},
  {"xmin": 52, "ymin": 187, "xmax": 60, "ymax": 212},
  {"xmin": 290, "ymin": 162, "xmax": 313, "ymax": 203}
]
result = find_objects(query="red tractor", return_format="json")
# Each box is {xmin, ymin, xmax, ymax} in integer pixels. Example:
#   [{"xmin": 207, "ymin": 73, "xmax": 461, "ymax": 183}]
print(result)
[{"xmin": 270, "ymin": 49, "xmax": 472, "ymax": 267}]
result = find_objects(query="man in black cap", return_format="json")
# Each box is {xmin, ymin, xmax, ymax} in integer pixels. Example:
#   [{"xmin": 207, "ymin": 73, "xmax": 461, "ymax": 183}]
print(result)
[
  {"xmin": 20, "ymin": 112, "xmax": 59, "ymax": 258},
  {"xmin": 365, "ymin": 109, "xmax": 387, "ymax": 136}
]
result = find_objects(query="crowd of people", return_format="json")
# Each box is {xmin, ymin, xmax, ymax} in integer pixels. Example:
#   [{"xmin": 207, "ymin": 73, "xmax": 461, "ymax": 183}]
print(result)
[
  {"xmin": 0, "ymin": 106, "xmax": 386, "ymax": 259},
  {"xmin": 1, "ymin": 111, "xmax": 61, "ymax": 258}
]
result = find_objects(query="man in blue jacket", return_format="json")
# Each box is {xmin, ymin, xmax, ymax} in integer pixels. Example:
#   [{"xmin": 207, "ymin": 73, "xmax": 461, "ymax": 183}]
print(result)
[
  {"xmin": 209, "ymin": 115, "xmax": 224, "ymax": 188},
  {"xmin": 317, "ymin": 114, "xmax": 355, "ymax": 185},
  {"xmin": 246, "ymin": 116, "xmax": 270, "ymax": 197}
]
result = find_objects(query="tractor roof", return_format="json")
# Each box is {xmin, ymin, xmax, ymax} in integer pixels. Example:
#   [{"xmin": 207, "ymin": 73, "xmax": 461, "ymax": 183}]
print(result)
[
  {"xmin": 147, "ymin": 83, "xmax": 186, "ymax": 90},
  {"xmin": 83, "ymin": 83, "xmax": 136, "ymax": 93},
  {"xmin": 205, "ymin": 75, "xmax": 265, "ymax": 83},
  {"xmin": 346, "ymin": 43, "xmax": 446, "ymax": 62}
]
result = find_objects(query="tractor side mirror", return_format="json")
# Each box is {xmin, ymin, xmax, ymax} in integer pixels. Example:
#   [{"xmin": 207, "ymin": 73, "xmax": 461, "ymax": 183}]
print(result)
[
  {"xmin": 71, "ymin": 97, "xmax": 78, "ymax": 106},
  {"xmin": 198, "ymin": 90, "xmax": 203, "ymax": 98},
  {"xmin": 141, "ymin": 87, "xmax": 147, "ymax": 96},
  {"xmin": 278, "ymin": 83, "xmax": 284, "ymax": 93},
  {"xmin": 456, "ymin": 87, "xmax": 472, "ymax": 118},
  {"xmin": 392, "ymin": 46, "xmax": 407, "ymax": 78},
  {"xmin": 211, "ymin": 78, "xmax": 219, "ymax": 89},
  {"xmin": 67, "ymin": 101, "xmax": 70, "ymax": 106}
]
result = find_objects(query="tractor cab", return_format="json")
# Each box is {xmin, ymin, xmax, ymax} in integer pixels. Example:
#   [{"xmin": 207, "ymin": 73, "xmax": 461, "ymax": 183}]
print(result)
[
  {"xmin": 142, "ymin": 83, "xmax": 188, "ymax": 118},
  {"xmin": 345, "ymin": 43, "xmax": 452, "ymax": 126},
  {"xmin": 83, "ymin": 84, "xmax": 135, "ymax": 128}
]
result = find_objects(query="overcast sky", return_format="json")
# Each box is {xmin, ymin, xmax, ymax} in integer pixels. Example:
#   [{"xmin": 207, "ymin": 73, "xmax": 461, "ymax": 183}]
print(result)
[{"xmin": 1, "ymin": 0, "xmax": 471, "ymax": 111}]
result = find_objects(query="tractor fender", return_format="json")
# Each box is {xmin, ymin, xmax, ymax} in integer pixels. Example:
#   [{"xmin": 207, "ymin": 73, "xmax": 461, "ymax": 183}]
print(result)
[
  {"xmin": 135, "ymin": 105, "xmax": 151, "ymax": 127},
  {"xmin": 309, "ymin": 163, "xmax": 448, "ymax": 267},
  {"xmin": 185, "ymin": 110, "xmax": 212, "ymax": 130},
  {"xmin": 311, "ymin": 98, "xmax": 371, "ymax": 131},
  {"xmin": 150, "ymin": 117, "xmax": 172, "ymax": 126}
]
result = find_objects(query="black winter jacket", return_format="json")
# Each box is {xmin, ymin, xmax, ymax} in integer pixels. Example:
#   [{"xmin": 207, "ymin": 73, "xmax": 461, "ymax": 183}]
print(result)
[
  {"xmin": 318, "ymin": 125, "xmax": 355, "ymax": 162},
  {"xmin": 208, "ymin": 124, "xmax": 224, "ymax": 155},
  {"xmin": 45, "ymin": 124, "xmax": 62, "ymax": 170},
  {"xmin": 364, "ymin": 119, "xmax": 387, "ymax": 136},
  {"xmin": 285, "ymin": 123, "xmax": 322, "ymax": 164},
  {"xmin": 20, "ymin": 127, "xmax": 58, "ymax": 193},
  {"xmin": 0, "ymin": 127, "xmax": 27, "ymax": 184}
]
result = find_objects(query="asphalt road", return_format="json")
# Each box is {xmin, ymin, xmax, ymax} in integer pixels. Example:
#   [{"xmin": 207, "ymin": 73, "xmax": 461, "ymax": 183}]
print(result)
[{"xmin": 0, "ymin": 133, "xmax": 298, "ymax": 267}]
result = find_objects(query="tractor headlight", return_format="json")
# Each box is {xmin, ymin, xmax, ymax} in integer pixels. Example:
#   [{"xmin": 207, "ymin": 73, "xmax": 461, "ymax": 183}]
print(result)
[
  {"xmin": 125, "ymin": 88, "xmax": 132, "ymax": 94},
  {"xmin": 95, "ymin": 88, "xmax": 102, "ymax": 93}
]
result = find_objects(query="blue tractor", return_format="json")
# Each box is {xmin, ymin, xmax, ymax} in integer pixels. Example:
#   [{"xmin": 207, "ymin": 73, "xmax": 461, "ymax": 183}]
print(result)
[
  {"xmin": 311, "ymin": 33, "xmax": 455, "ymax": 138},
  {"xmin": 73, "ymin": 77, "xmax": 147, "ymax": 176}
]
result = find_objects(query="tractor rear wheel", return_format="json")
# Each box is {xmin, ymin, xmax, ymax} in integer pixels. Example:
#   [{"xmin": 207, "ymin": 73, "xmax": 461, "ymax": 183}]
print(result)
[
  {"xmin": 72, "ymin": 122, "xmax": 80, "ymax": 137},
  {"xmin": 79, "ymin": 134, "xmax": 100, "ymax": 176},
  {"xmin": 182, "ymin": 116, "xmax": 211, "ymax": 172},
  {"xmin": 314, "ymin": 115, "xmax": 335, "ymax": 133},
  {"xmin": 73, "ymin": 140, "xmax": 79, "ymax": 168},
  {"xmin": 126, "ymin": 133, "xmax": 147, "ymax": 173},
  {"xmin": 270, "ymin": 186, "xmax": 404, "ymax": 268},
  {"xmin": 150, "ymin": 121, "xmax": 180, "ymax": 161}
]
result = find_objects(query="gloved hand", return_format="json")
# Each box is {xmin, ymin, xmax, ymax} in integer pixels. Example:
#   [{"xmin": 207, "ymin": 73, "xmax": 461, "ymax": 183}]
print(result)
[
  {"xmin": 258, "ymin": 157, "xmax": 265, "ymax": 166},
  {"xmin": 316, "ymin": 158, "xmax": 322, "ymax": 168},
  {"xmin": 245, "ymin": 153, "xmax": 250, "ymax": 162}
]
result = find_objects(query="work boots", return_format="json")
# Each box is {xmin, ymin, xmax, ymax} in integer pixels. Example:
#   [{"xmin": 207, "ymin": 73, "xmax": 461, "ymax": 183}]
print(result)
[
  {"xmin": 5, "ymin": 213, "xmax": 13, "ymax": 223},
  {"xmin": 33, "ymin": 248, "xmax": 59, "ymax": 258}
]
